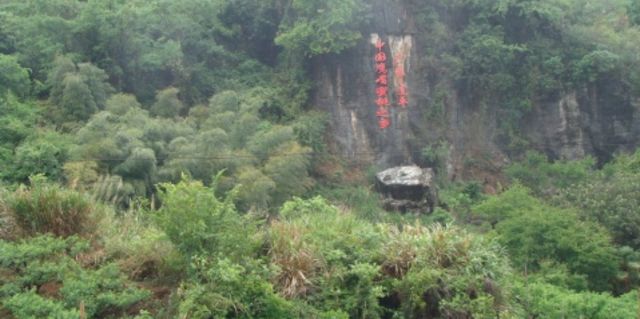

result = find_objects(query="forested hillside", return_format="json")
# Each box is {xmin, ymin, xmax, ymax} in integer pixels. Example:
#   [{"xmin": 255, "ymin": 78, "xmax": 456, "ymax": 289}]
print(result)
[{"xmin": 2, "ymin": 0, "xmax": 640, "ymax": 318}]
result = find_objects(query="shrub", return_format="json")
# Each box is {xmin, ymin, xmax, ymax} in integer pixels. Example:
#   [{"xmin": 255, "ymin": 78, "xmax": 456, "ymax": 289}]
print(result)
[
  {"xmin": 558, "ymin": 152, "xmax": 640, "ymax": 249},
  {"xmin": 3, "ymin": 290, "xmax": 80, "ymax": 319},
  {"xmin": 10, "ymin": 131, "xmax": 71, "ymax": 182},
  {"xmin": 99, "ymin": 209, "xmax": 183, "ymax": 282},
  {"xmin": 318, "ymin": 186, "xmax": 387, "ymax": 222},
  {"xmin": 153, "ymin": 175, "xmax": 258, "ymax": 260},
  {"xmin": 268, "ymin": 197, "xmax": 516, "ymax": 318},
  {"xmin": 473, "ymin": 184, "xmax": 540, "ymax": 227},
  {"xmin": 0, "ymin": 187, "xmax": 20, "ymax": 240},
  {"xmin": 270, "ymin": 197, "xmax": 384, "ymax": 317},
  {"xmin": 7, "ymin": 176, "xmax": 98, "ymax": 237},
  {"xmin": 380, "ymin": 224, "xmax": 512, "ymax": 318},
  {"xmin": 177, "ymin": 257, "xmax": 295, "ymax": 319},
  {"xmin": 506, "ymin": 151, "xmax": 594, "ymax": 197},
  {"xmin": 474, "ymin": 186, "xmax": 619, "ymax": 291},
  {"xmin": 421, "ymin": 140, "xmax": 450, "ymax": 180},
  {"xmin": 0, "ymin": 235, "xmax": 151, "ymax": 318},
  {"xmin": 514, "ymin": 281, "xmax": 637, "ymax": 318},
  {"xmin": 60, "ymin": 263, "xmax": 151, "ymax": 318}
]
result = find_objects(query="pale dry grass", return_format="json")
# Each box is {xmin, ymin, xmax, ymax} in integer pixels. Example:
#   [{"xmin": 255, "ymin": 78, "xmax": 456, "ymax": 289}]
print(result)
[
  {"xmin": 0, "ymin": 194, "xmax": 20, "ymax": 240},
  {"xmin": 379, "ymin": 224, "xmax": 426, "ymax": 278},
  {"xmin": 99, "ymin": 210, "xmax": 180, "ymax": 281},
  {"xmin": 91, "ymin": 175, "xmax": 127, "ymax": 206},
  {"xmin": 268, "ymin": 221, "xmax": 323, "ymax": 298},
  {"xmin": 380, "ymin": 224, "xmax": 475, "ymax": 278},
  {"xmin": 9, "ymin": 181, "xmax": 98, "ymax": 237}
]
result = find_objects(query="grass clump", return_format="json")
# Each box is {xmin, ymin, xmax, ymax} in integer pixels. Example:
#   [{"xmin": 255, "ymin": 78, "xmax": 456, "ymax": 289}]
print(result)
[
  {"xmin": 7, "ymin": 175, "xmax": 99, "ymax": 237},
  {"xmin": 266, "ymin": 197, "xmax": 512, "ymax": 318}
]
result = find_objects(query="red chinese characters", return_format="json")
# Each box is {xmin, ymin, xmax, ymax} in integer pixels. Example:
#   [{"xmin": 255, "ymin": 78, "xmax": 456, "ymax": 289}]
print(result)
[
  {"xmin": 375, "ymin": 74, "xmax": 388, "ymax": 86},
  {"xmin": 373, "ymin": 38, "xmax": 412, "ymax": 129},
  {"xmin": 374, "ymin": 39, "xmax": 390, "ymax": 129},
  {"xmin": 393, "ymin": 52, "xmax": 409, "ymax": 107},
  {"xmin": 375, "ymin": 97, "xmax": 389, "ymax": 107},
  {"xmin": 376, "ymin": 108, "xmax": 389, "ymax": 117},
  {"xmin": 376, "ymin": 86, "xmax": 388, "ymax": 97},
  {"xmin": 378, "ymin": 116, "xmax": 390, "ymax": 129}
]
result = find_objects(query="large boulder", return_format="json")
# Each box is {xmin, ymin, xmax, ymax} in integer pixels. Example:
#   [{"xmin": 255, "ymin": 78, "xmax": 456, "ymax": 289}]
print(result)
[{"xmin": 376, "ymin": 166, "xmax": 437, "ymax": 213}]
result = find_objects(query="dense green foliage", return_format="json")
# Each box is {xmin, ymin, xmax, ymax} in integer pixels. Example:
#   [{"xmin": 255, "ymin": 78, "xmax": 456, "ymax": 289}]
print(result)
[
  {"xmin": 0, "ymin": 235, "xmax": 150, "ymax": 318},
  {"xmin": 559, "ymin": 150, "xmax": 640, "ymax": 249},
  {"xmin": 2, "ymin": 0, "xmax": 640, "ymax": 318},
  {"xmin": 154, "ymin": 176, "xmax": 256, "ymax": 260},
  {"xmin": 474, "ymin": 185, "xmax": 619, "ymax": 291},
  {"xmin": 513, "ymin": 281, "xmax": 638, "ymax": 318},
  {"xmin": 275, "ymin": 0, "xmax": 366, "ymax": 56},
  {"xmin": 407, "ymin": 0, "xmax": 640, "ymax": 149}
]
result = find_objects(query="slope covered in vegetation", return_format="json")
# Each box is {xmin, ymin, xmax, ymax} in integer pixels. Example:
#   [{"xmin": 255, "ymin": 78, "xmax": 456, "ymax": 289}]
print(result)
[{"xmin": 1, "ymin": 0, "xmax": 640, "ymax": 318}]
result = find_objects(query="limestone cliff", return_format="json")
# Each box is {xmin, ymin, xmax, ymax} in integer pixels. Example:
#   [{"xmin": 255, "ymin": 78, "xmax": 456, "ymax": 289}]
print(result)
[{"xmin": 312, "ymin": 0, "xmax": 640, "ymax": 179}]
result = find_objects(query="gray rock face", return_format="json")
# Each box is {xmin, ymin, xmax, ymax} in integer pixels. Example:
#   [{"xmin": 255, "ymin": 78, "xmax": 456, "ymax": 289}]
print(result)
[
  {"xmin": 376, "ymin": 166, "xmax": 437, "ymax": 213},
  {"xmin": 312, "ymin": 1, "xmax": 640, "ymax": 177},
  {"xmin": 311, "ymin": 0, "xmax": 507, "ymax": 174},
  {"xmin": 312, "ymin": 0, "xmax": 421, "ymax": 167},
  {"xmin": 525, "ymin": 86, "xmax": 640, "ymax": 162}
]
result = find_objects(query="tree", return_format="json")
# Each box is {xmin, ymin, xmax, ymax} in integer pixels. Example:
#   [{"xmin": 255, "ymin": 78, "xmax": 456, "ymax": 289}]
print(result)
[
  {"xmin": 0, "ymin": 94, "xmax": 39, "ymax": 183},
  {"xmin": 236, "ymin": 166, "xmax": 276, "ymax": 211},
  {"xmin": 630, "ymin": 0, "xmax": 640, "ymax": 25},
  {"xmin": 275, "ymin": 0, "xmax": 367, "ymax": 56},
  {"xmin": 0, "ymin": 94, "xmax": 37, "ymax": 148},
  {"xmin": 150, "ymin": 87, "xmax": 183, "ymax": 118},
  {"xmin": 47, "ymin": 55, "xmax": 77, "ymax": 106},
  {"xmin": 264, "ymin": 142, "xmax": 312, "ymax": 205},
  {"xmin": 559, "ymin": 150, "xmax": 640, "ymax": 249},
  {"xmin": 77, "ymin": 62, "xmax": 113, "ymax": 110},
  {"xmin": 247, "ymin": 126, "xmax": 297, "ymax": 162},
  {"xmin": 2, "ymin": 0, "xmax": 79, "ymax": 81},
  {"xmin": 47, "ymin": 57, "xmax": 113, "ymax": 123},
  {"xmin": 114, "ymin": 147, "xmax": 157, "ymax": 181},
  {"xmin": 9, "ymin": 131, "xmax": 70, "ymax": 182},
  {"xmin": 105, "ymin": 93, "xmax": 141, "ymax": 116},
  {"xmin": 61, "ymin": 73, "xmax": 97, "ymax": 122},
  {"xmin": 506, "ymin": 151, "xmax": 594, "ymax": 197},
  {"xmin": 209, "ymin": 90, "xmax": 241, "ymax": 114},
  {"xmin": 0, "ymin": 54, "xmax": 30, "ymax": 97}
]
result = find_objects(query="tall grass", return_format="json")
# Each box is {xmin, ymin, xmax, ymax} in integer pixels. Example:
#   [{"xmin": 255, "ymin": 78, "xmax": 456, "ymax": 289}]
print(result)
[
  {"xmin": 99, "ymin": 208, "xmax": 183, "ymax": 282},
  {"xmin": 269, "ymin": 221, "xmax": 323, "ymax": 298},
  {"xmin": 8, "ymin": 176, "xmax": 97, "ymax": 237},
  {"xmin": 0, "ymin": 187, "xmax": 20, "ymax": 240}
]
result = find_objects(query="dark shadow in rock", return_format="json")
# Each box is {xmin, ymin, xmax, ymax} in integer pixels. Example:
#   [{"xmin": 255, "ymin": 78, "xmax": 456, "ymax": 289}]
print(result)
[{"xmin": 376, "ymin": 165, "xmax": 438, "ymax": 213}]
